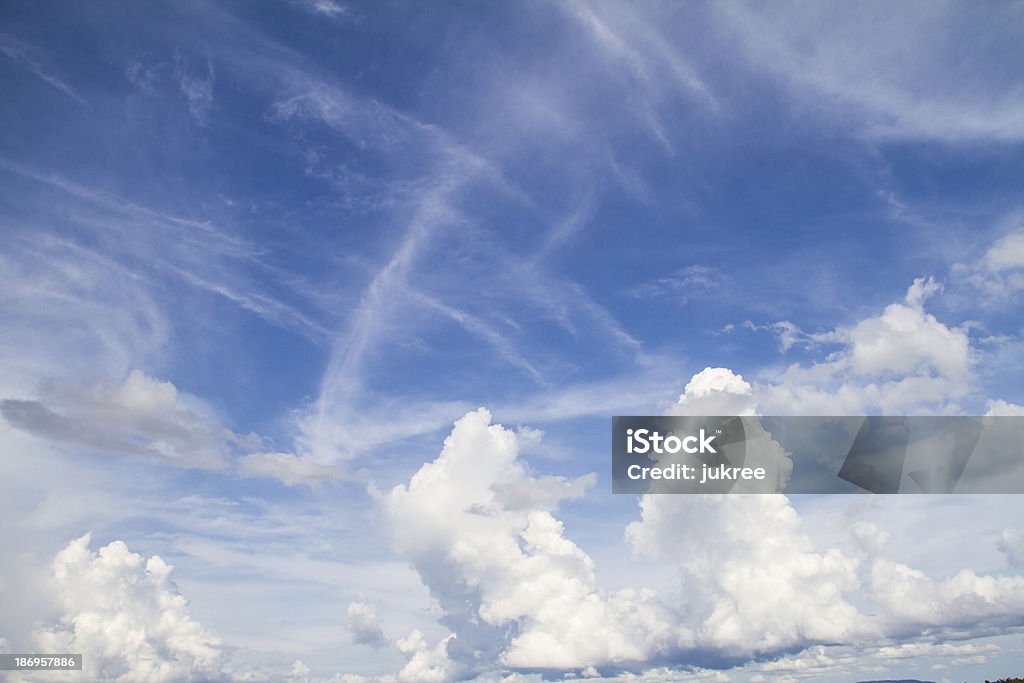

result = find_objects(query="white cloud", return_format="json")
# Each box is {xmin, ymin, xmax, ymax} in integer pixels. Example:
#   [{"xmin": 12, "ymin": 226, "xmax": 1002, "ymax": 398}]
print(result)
[
  {"xmin": 1, "ymin": 370, "xmax": 330, "ymax": 486},
  {"xmin": 986, "ymin": 399, "xmax": 1024, "ymax": 416},
  {"xmin": 379, "ymin": 409, "xmax": 685, "ymax": 673},
  {"xmin": 998, "ymin": 529, "xmax": 1024, "ymax": 570},
  {"xmin": 847, "ymin": 278, "xmax": 967, "ymax": 380},
  {"xmin": 28, "ymin": 534, "xmax": 226, "ymax": 682},
  {"xmin": 625, "ymin": 494, "xmax": 871, "ymax": 656},
  {"xmin": 982, "ymin": 231, "xmax": 1024, "ymax": 272},
  {"xmin": 755, "ymin": 278, "xmax": 973, "ymax": 415},
  {"xmin": 850, "ymin": 521, "xmax": 892, "ymax": 555},
  {"xmin": 667, "ymin": 367, "xmax": 756, "ymax": 417},
  {"xmin": 741, "ymin": 320, "xmax": 840, "ymax": 353},
  {"xmin": 0, "ymin": 370, "xmax": 233, "ymax": 470},
  {"xmin": 347, "ymin": 600, "xmax": 388, "ymax": 649},
  {"xmin": 872, "ymin": 640, "xmax": 1000, "ymax": 663},
  {"xmin": 377, "ymin": 404, "xmax": 1024, "ymax": 677},
  {"xmin": 954, "ymin": 224, "xmax": 1024, "ymax": 303},
  {"xmin": 903, "ymin": 274, "xmax": 944, "ymax": 308},
  {"xmin": 289, "ymin": 660, "xmax": 312, "ymax": 680},
  {"xmin": 395, "ymin": 630, "xmax": 457, "ymax": 683},
  {"xmin": 237, "ymin": 452, "xmax": 342, "ymax": 486},
  {"xmin": 869, "ymin": 558, "xmax": 1024, "ymax": 634},
  {"xmin": 624, "ymin": 360, "xmax": 1024, "ymax": 669}
]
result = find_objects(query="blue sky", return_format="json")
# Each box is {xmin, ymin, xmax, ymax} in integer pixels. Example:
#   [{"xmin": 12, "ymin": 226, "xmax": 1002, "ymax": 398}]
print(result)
[{"xmin": 2, "ymin": 1, "xmax": 1024, "ymax": 681}]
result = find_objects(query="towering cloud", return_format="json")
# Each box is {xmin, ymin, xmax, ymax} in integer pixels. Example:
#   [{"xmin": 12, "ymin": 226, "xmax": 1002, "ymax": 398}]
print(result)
[
  {"xmin": 29, "ymin": 534, "xmax": 226, "ymax": 683},
  {"xmin": 379, "ymin": 409, "xmax": 685, "ymax": 673}
]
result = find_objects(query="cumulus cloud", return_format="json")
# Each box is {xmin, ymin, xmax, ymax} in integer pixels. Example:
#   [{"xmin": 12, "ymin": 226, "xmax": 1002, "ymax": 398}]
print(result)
[
  {"xmin": 626, "ymin": 494, "xmax": 871, "ymax": 657},
  {"xmin": 395, "ymin": 630, "xmax": 457, "ymax": 683},
  {"xmin": 347, "ymin": 600, "xmax": 388, "ymax": 649},
  {"xmin": 377, "ymin": 405, "xmax": 1024, "ymax": 678},
  {"xmin": 667, "ymin": 367, "xmax": 756, "ymax": 416},
  {"xmin": 869, "ymin": 558, "xmax": 1024, "ymax": 635},
  {"xmin": 847, "ymin": 277, "xmax": 967, "ymax": 380},
  {"xmin": 288, "ymin": 660, "xmax": 312, "ymax": 681},
  {"xmin": 954, "ymin": 225, "xmax": 1024, "ymax": 303},
  {"xmin": 754, "ymin": 277, "xmax": 973, "ymax": 415},
  {"xmin": 380, "ymin": 409, "xmax": 685, "ymax": 674},
  {"xmin": 849, "ymin": 521, "xmax": 892, "ymax": 555},
  {"xmin": 635, "ymin": 366, "xmax": 1024, "ymax": 662},
  {"xmin": 355, "ymin": 257, "xmax": 1024, "ymax": 678},
  {"xmin": 986, "ymin": 399, "xmax": 1024, "ymax": 416},
  {"xmin": 28, "ymin": 534, "xmax": 225, "ymax": 682}
]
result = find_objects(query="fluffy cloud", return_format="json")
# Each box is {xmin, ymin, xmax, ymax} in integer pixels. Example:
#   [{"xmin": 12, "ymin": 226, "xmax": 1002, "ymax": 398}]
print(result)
[
  {"xmin": 379, "ymin": 405, "xmax": 1024, "ymax": 679},
  {"xmin": 985, "ymin": 399, "xmax": 1024, "ymax": 416},
  {"xmin": 869, "ymin": 558, "xmax": 1024, "ymax": 635},
  {"xmin": 955, "ymin": 226, "xmax": 1024, "ymax": 303},
  {"xmin": 678, "ymin": 279, "xmax": 977, "ymax": 415},
  {"xmin": 395, "ymin": 630, "xmax": 457, "ymax": 683},
  {"xmin": 755, "ymin": 277, "xmax": 973, "ymax": 415},
  {"xmin": 667, "ymin": 367, "xmax": 756, "ymax": 416},
  {"xmin": 347, "ymin": 600, "xmax": 388, "ymax": 649},
  {"xmin": 625, "ymin": 494, "xmax": 871, "ymax": 657},
  {"xmin": 847, "ymin": 279, "xmax": 968, "ymax": 380},
  {"xmin": 28, "ymin": 534, "xmax": 225, "ymax": 682},
  {"xmin": 648, "ymin": 372, "xmax": 1024, "ymax": 649},
  {"xmin": 363, "ymin": 283, "xmax": 1024, "ymax": 678},
  {"xmin": 379, "ymin": 409, "xmax": 685, "ymax": 674},
  {"xmin": 849, "ymin": 521, "xmax": 892, "ymax": 555}
]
